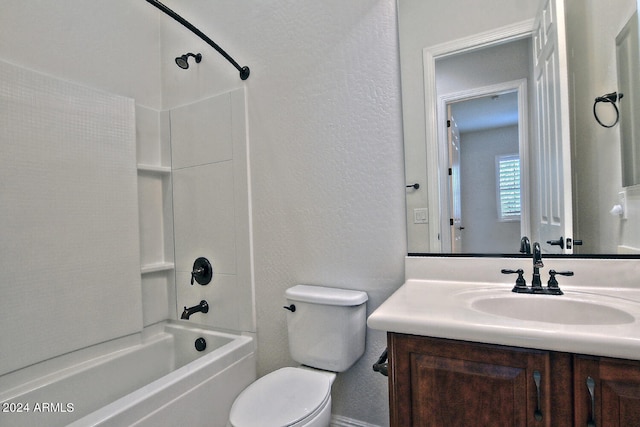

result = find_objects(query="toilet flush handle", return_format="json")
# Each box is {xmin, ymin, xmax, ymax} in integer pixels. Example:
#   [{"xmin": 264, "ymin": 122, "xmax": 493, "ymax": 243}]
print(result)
[{"xmin": 283, "ymin": 304, "xmax": 296, "ymax": 312}]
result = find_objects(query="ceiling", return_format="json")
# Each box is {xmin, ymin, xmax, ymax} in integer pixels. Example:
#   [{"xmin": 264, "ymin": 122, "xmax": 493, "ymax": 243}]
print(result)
[{"xmin": 450, "ymin": 90, "xmax": 519, "ymax": 133}]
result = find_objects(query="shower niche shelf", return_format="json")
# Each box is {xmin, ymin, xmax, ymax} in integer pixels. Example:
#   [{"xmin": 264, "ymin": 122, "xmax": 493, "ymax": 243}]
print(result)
[
  {"xmin": 137, "ymin": 164, "xmax": 171, "ymax": 174},
  {"xmin": 137, "ymin": 162, "xmax": 174, "ymax": 278},
  {"xmin": 141, "ymin": 262, "xmax": 175, "ymax": 275}
]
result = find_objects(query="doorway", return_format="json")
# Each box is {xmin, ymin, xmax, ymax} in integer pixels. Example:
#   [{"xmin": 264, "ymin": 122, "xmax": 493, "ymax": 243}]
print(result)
[
  {"xmin": 441, "ymin": 88, "xmax": 528, "ymax": 253},
  {"xmin": 437, "ymin": 79, "xmax": 530, "ymax": 253},
  {"xmin": 429, "ymin": 33, "xmax": 533, "ymax": 254}
]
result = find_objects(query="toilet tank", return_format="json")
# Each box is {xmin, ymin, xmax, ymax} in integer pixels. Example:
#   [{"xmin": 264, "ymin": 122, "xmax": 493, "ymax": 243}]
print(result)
[{"xmin": 285, "ymin": 285, "xmax": 368, "ymax": 372}]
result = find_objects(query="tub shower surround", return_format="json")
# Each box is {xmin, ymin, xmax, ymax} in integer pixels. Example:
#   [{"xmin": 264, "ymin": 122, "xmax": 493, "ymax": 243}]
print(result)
[
  {"xmin": 0, "ymin": 59, "xmax": 142, "ymax": 376},
  {"xmin": 0, "ymin": 61, "xmax": 256, "ymax": 427},
  {"xmin": 171, "ymin": 89, "xmax": 254, "ymax": 333}
]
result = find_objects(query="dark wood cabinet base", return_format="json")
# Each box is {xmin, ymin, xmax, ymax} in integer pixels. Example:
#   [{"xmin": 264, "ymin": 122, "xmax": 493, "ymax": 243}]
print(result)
[{"xmin": 388, "ymin": 333, "xmax": 640, "ymax": 427}]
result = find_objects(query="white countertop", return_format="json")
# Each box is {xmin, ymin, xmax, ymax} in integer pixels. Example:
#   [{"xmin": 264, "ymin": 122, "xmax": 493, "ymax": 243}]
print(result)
[{"xmin": 368, "ymin": 278, "xmax": 640, "ymax": 360}]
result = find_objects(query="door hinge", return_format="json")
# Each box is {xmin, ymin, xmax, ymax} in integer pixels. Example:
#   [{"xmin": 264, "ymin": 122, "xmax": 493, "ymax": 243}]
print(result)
[
  {"xmin": 450, "ymin": 218, "xmax": 454, "ymax": 226},
  {"xmin": 447, "ymin": 119, "xmax": 451, "ymax": 128},
  {"xmin": 448, "ymin": 168, "xmax": 452, "ymax": 175}
]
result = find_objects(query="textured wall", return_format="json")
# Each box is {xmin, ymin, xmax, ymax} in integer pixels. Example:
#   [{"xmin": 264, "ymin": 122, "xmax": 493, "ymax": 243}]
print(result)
[
  {"xmin": 158, "ymin": 1, "xmax": 406, "ymax": 424},
  {"xmin": 244, "ymin": 3, "xmax": 406, "ymax": 424}
]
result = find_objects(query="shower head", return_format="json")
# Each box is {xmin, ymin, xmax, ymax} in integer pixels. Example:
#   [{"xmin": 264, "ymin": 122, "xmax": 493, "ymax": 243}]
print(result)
[{"xmin": 175, "ymin": 52, "xmax": 202, "ymax": 69}]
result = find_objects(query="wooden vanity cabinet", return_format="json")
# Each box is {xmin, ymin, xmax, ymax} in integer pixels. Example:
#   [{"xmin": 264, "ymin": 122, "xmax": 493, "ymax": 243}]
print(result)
[
  {"xmin": 388, "ymin": 333, "xmax": 567, "ymax": 426},
  {"xmin": 574, "ymin": 355, "xmax": 640, "ymax": 426},
  {"xmin": 387, "ymin": 333, "xmax": 640, "ymax": 426}
]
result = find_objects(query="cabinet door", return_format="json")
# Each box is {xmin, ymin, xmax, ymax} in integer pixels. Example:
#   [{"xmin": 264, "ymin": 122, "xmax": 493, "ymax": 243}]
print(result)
[
  {"xmin": 574, "ymin": 355, "xmax": 640, "ymax": 426},
  {"xmin": 388, "ymin": 334, "xmax": 552, "ymax": 427}
]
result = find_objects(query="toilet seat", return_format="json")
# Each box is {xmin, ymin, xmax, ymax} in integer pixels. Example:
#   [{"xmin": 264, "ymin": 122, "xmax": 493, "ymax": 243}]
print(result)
[{"xmin": 229, "ymin": 367, "xmax": 332, "ymax": 427}]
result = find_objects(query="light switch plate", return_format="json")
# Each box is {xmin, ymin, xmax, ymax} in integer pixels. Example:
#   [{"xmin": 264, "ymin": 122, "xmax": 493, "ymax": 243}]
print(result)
[
  {"xmin": 619, "ymin": 189, "xmax": 628, "ymax": 220},
  {"xmin": 414, "ymin": 208, "xmax": 428, "ymax": 224}
]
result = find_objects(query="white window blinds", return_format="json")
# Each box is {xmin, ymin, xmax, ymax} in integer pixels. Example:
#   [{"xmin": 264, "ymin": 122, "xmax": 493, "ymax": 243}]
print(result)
[{"xmin": 497, "ymin": 154, "xmax": 521, "ymax": 220}]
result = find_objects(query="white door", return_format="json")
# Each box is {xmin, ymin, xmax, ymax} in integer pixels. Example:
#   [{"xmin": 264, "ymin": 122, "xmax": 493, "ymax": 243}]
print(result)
[
  {"xmin": 533, "ymin": 0, "xmax": 574, "ymax": 253},
  {"xmin": 447, "ymin": 111, "xmax": 463, "ymax": 253}
]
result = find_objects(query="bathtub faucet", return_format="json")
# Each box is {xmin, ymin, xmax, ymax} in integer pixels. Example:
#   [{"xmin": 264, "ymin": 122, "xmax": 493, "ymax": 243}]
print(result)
[{"xmin": 181, "ymin": 300, "xmax": 209, "ymax": 320}]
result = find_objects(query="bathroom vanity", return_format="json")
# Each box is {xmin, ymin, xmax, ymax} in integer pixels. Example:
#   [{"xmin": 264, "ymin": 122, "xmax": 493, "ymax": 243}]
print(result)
[
  {"xmin": 387, "ymin": 333, "xmax": 640, "ymax": 426},
  {"xmin": 368, "ymin": 257, "xmax": 640, "ymax": 426}
]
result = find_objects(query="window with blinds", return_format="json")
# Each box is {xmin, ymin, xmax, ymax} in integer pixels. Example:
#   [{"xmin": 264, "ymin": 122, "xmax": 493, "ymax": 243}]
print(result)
[{"xmin": 496, "ymin": 154, "xmax": 521, "ymax": 221}]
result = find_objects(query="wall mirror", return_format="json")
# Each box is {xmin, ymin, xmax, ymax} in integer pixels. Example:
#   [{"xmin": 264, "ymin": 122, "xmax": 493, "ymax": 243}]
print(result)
[
  {"xmin": 400, "ymin": 0, "xmax": 640, "ymax": 256},
  {"xmin": 617, "ymin": 11, "xmax": 640, "ymax": 188}
]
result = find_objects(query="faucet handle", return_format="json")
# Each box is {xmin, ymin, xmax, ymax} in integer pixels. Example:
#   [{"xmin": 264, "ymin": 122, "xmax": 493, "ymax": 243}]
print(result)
[
  {"xmin": 502, "ymin": 268, "xmax": 527, "ymax": 290},
  {"xmin": 190, "ymin": 257, "xmax": 213, "ymax": 285},
  {"xmin": 547, "ymin": 270, "xmax": 573, "ymax": 295},
  {"xmin": 548, "ymin": 270, "xmax": 573, "ymax": 287}
]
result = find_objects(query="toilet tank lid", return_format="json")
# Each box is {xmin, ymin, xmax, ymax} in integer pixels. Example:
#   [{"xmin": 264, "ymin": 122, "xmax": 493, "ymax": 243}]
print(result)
[{"xmin": 286, "ymin": 285, "xmax": 368, "ymax": 306}]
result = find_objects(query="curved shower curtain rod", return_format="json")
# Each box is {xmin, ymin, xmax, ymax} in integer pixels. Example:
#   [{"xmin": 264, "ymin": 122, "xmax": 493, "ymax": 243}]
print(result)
[{"xmin": 146, "ymin": 0, "xmax": 250, "ymax": 80}]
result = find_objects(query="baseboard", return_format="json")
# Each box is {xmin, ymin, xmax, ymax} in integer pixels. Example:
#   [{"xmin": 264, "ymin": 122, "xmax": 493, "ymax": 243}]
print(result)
[{"xmin": 330, "ymin": 414, "xmax": 383, "ymax": 427}]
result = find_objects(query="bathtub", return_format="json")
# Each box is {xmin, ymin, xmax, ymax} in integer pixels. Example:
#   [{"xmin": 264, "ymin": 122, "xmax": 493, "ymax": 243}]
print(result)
[{"xmin": 0, "ymin": 321, "xmax": 256, "ymax": 427}]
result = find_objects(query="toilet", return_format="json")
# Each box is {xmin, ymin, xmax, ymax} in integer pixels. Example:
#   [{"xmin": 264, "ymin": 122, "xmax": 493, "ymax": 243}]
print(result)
[{"xmin": 229, "ymin": 285, "xmax": 368, "ymax": 427}]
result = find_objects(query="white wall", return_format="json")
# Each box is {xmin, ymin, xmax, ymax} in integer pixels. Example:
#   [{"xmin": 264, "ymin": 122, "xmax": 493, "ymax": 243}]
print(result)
[
  {"xmin": 460, "ymin": 126, "xmax": 521, "ymax": 253},
  {"xmin": 158, "ymin": 1, "xmax": 406, "ymax": 424},
  {"xmin": 435, "ymin": 38, "xmax": 532, "ymax": 95},
  {"xmin": 157, "ymin": 2, "xmax": 406, "ymax": 424},
  {"xmin": 0, "ymin": 0, "xmax": 161, "ymax": 109}
]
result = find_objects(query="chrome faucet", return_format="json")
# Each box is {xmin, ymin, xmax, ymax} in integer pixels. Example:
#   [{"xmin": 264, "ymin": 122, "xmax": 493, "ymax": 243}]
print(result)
[{"xmin": 181, "ymin": 300, "xmax": 209, "ymax": 320}]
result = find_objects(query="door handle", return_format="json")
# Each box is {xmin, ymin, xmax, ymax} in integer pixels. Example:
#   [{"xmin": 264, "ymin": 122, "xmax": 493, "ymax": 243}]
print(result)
[
  {"xmin": 567, "ymin": 238, "xmax": 583, "ymax": 249},
  {"xmin": 546, "ymin": 236, "xmax": 564, "ymax": 249}
]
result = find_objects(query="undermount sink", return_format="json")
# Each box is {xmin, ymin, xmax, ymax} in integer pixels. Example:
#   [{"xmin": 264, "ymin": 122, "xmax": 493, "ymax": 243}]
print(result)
[{"xmin": 471, "ymin": 295, "xmax": 635, "ymax": 325}]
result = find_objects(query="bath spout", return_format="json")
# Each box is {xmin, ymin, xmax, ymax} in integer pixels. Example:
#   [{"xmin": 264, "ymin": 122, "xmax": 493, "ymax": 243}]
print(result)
[{"xmin": 181, "ymin": 300, "xmax": 209, "ymax": 320}]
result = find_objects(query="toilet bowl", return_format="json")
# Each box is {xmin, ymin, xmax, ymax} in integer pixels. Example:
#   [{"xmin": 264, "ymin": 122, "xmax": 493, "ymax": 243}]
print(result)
[
  {"xmin": 228, "ymin": 367, "xmax": 335, "ymax": 427},
  {"xmin": 228, "ymin": 285, "xmax": 368, "ymax": 427}
]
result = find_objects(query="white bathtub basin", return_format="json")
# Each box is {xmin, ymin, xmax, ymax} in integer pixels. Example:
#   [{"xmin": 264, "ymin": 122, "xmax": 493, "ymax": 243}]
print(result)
[{"xmin": 0, "ymin": 321, "xmax": 256, "ymax": 427}]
